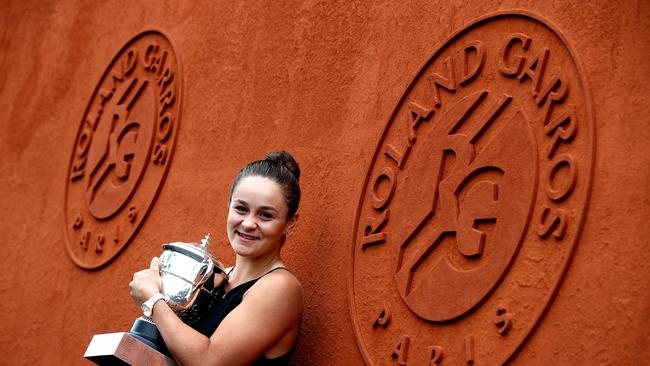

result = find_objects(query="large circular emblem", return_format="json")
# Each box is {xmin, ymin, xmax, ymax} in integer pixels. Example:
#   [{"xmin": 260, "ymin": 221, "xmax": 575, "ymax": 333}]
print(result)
[
  {"xmin": 64, "ymin": 30, "xmax": 182, "ymax": 269},
  {"xmin": 350, "ymin": 11, "xmax": 594, "ymax": 365}
]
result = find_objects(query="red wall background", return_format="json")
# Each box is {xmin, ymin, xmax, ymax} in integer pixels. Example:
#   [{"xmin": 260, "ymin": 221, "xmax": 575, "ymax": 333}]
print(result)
[{"xmin": 0, "ymin": 1, "xmax": 648, "ymax": 365}]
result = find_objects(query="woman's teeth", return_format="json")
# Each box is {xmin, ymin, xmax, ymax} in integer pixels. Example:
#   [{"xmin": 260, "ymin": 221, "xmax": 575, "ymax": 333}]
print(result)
[{"xmin": 238, "ymin": 232, "xmax": 258, "ymax": 240}]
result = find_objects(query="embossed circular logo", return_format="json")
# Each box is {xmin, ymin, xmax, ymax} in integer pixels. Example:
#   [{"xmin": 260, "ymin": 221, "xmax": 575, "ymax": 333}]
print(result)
[
  {"xmin": 350, "ymin": 11, "xmax": 594, "ymax": 365},
  {"xmin": 64, "ymin": 30, "xmax": 182, "ymax": 269}
]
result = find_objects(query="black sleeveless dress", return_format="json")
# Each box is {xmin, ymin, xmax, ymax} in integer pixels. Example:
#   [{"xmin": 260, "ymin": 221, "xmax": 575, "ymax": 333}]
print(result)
[{"xmin": 192, "ymin": 267, "xmax": 297, "ymax": 366}]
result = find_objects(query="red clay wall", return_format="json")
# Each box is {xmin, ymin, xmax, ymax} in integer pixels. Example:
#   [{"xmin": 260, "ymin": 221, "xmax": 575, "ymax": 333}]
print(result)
[{"xmin": 0, "ymin": 1, "xmax": 648, "ymax": 365}]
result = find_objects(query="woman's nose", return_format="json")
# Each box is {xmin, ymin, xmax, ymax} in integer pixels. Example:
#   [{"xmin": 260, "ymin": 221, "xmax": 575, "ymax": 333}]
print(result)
[{"xmin": 241, "ymin": 214, "xmax": 257, "ymax": 229}]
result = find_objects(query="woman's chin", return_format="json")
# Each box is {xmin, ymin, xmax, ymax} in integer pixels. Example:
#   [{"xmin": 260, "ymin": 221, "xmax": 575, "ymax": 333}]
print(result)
[{"xmin": 233, "ymin": 241, "xmax": 257, "ymax": 255}]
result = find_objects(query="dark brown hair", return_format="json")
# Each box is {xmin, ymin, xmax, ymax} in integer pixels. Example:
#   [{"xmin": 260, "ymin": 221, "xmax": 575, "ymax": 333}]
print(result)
[{"xmin": 230, "ymin": 151, "xmax": 301, "ymax": 218}]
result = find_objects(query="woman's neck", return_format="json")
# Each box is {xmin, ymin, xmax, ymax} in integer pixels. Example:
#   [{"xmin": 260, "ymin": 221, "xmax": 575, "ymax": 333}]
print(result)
[{"xmin": 229, "ymin": 253, "xmax": 283, "ymax": 286}]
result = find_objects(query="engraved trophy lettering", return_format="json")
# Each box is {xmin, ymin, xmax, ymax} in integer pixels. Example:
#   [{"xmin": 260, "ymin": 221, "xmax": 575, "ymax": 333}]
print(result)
[{"xmin": 84, "ymin": 234, "xmax": 223, "ymax": 366}]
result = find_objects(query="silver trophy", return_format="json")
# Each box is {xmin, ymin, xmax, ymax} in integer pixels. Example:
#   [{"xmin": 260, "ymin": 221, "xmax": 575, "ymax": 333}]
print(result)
[
  {"xmin": 85, "ymin": 234, "xmax": 223, "ymax": 366},
  {"xmin": 160, "ymin": 233, "xmax": 217, "ymax": 312}
]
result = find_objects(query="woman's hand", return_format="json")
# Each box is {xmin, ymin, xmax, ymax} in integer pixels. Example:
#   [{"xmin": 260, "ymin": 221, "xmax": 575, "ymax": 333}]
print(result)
[
  {"xmin": 213, "ymin": 260, "xmax": 229, "ymax": 288},
  {"xmin": 129, "ymin": 257, "xmax": 163, "ymax": 306}
]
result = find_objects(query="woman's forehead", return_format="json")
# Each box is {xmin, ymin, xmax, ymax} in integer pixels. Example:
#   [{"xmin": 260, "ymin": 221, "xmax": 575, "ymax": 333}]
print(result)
[{"xmin": 232, "ymin": 176, "xmax": 286, "ymax": 207}]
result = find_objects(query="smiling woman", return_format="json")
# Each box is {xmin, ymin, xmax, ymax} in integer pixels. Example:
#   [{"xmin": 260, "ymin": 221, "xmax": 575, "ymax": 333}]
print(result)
[
  {"xmin": 228, "ymin": 176, "xmax": 296, "ymax": 259},
  {"xmin": 129, "ymin": 151, "xmax": 303, "ymax": 366}
]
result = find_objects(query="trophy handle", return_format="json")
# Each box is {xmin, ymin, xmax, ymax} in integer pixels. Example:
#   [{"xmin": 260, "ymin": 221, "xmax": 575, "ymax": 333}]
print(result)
[{"xmin": 190, "ymin": 259, "xmax": 214, "ymax": 293}]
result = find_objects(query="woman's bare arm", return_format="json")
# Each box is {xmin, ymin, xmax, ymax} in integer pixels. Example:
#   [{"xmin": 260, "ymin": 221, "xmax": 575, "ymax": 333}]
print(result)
[{"xmin": 132, "ymin": 260, "xmax": 303, "ymax": 366}]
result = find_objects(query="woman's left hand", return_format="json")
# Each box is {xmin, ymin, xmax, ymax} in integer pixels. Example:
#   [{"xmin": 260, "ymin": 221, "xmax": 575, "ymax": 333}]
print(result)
[{"xmin": 129, "ymin": 257, "xmax": 163, "ymax": 306}]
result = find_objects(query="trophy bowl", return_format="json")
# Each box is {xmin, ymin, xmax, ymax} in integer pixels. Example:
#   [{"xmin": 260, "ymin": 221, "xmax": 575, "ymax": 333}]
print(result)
[{"xmin": 159, "ymin": 240, "xmax": 217, "ymax": 312}]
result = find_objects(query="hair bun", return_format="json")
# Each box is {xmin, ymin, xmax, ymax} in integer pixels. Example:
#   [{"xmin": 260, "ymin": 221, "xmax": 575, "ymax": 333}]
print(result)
[{"xmin": 265, "ymin": 151, "xmax": 300, "ymax": 180}]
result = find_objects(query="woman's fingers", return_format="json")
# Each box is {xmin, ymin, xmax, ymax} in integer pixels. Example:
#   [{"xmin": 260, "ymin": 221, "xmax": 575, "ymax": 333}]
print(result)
[
  {"xmin": 150, "ymin": 256, "xmax": 160, "ymax": 270},
  {"xmin": 214, "ymin": 260, "xmax": 228, "ymax": 276},
  {"xmin": 214, "ymin": 271, "xmax": 229, "ymax": 288},
  {"xmin": 129, "ymin": 259, "xmax": 163, "ymax": 305}
]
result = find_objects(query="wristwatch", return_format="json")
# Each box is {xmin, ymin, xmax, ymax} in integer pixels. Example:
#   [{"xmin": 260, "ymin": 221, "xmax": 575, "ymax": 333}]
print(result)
[{"xmin": 141, "ymin": 293, "xmax": 165, "ymax": 317}]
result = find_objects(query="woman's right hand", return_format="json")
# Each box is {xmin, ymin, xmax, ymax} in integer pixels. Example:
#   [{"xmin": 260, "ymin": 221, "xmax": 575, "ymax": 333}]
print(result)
[{"xmin": 213, "ymin": 260, "xmax": 229, "ymax": 288}]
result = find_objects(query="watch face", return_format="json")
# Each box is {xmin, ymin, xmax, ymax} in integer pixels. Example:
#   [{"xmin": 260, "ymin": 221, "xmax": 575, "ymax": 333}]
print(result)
[{"xmin": 142, "ymin": 304, "xmax": 151, "ymax": 317}]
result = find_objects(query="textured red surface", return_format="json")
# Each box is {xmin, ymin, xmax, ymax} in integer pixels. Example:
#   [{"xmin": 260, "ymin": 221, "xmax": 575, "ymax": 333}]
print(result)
[
  {"xmin": 350, "ymin": 12, "xmax": 597, "ymax": 365},
  {"xmin": 0, "ymin": 1, "xmax": 648, "ymax": 365}
]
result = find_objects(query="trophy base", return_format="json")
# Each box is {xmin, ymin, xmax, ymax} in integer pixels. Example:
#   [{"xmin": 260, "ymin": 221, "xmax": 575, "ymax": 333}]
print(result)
[
  {"xmin": 129, "ymin": 317, "xmax": 171, "ymax": 356},
  {"xmin": 84, "ymin": 331, "xmax": 176, "ymax": 366}
]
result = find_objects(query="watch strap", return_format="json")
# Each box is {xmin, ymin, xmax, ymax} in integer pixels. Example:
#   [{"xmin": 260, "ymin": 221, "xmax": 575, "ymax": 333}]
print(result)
[{"xmin": 142, "ymin": 293, "xmax": 165, "ymax": 317}]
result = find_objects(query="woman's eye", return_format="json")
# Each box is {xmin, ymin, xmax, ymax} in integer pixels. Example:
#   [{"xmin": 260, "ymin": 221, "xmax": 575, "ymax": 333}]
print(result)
[
  {"xmin": 234, "ymin": 206, "xmax": 247, "ymax": 213},
  {"xmin": 259, "ymin": 212, "xmax": 274, "ymax": 220}
]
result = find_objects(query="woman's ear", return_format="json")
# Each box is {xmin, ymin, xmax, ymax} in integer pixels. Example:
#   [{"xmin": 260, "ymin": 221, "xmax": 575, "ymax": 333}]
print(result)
[{"xmin": 285, "ymin": 214, "xmax": 299, "ymax": 235}]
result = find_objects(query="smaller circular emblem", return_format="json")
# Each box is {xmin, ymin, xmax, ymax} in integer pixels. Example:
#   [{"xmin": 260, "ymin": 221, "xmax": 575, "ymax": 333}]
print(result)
[
  {"xmin": 350, "ymin": 11, "xmax": 594, "ymax": 366},
  {"xmin": 64, "ymin": 30, "xmax": 182, "ymax": 269}
]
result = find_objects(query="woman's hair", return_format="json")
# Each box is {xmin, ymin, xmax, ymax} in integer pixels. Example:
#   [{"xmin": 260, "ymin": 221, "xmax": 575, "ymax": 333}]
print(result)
[{"xmin": 231, "ymin": 151, "xmax": 301, "ymax": 218}]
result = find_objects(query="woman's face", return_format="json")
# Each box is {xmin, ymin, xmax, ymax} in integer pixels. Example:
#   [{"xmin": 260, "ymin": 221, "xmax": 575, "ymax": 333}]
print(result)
[{"xmin": 227, "ymin": 175, "xmax": 296, "ymax": 259}]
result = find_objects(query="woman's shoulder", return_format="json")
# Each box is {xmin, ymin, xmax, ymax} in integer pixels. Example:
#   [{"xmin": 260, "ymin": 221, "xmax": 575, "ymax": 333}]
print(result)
[
  {"xmin": 260, "ymin": 267, "xmax": 302, "ymax": 291},
  {"xmin": 247, "ymin": 267, "xmax": 303, "ymax": 305}
]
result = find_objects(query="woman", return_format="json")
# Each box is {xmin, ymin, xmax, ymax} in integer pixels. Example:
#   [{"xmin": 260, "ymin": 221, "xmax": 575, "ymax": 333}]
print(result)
[{"xmin": 129, "ymin": 151, "xmax": 303, "ymax": 366}]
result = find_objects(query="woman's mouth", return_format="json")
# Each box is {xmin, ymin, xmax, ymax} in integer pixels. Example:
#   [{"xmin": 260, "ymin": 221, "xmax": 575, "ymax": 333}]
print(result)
[{"xmin": 236, "ymin": 231, "xmax": 259, "ymax": 241}]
